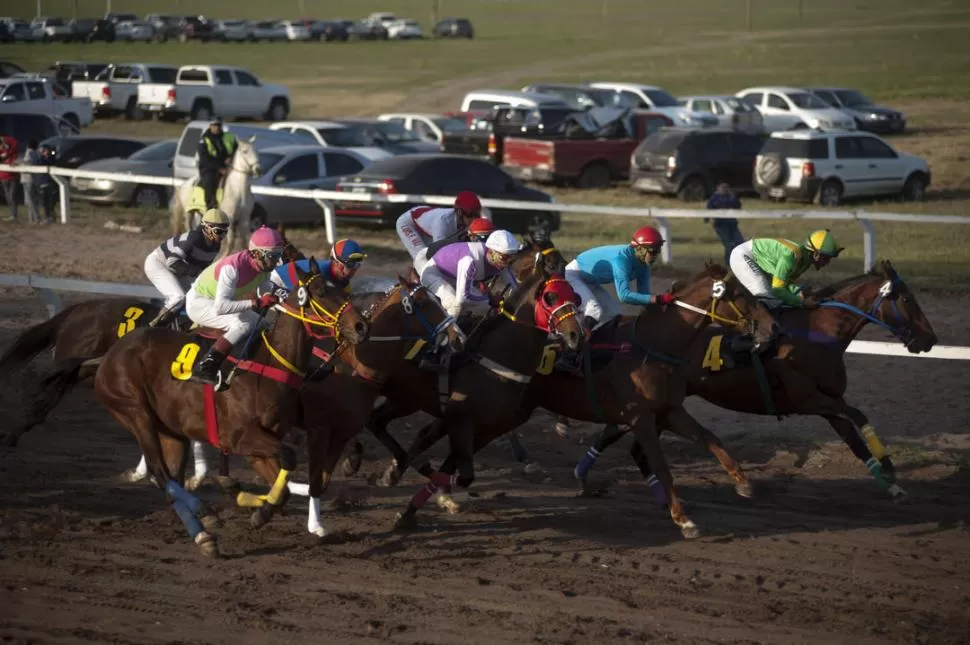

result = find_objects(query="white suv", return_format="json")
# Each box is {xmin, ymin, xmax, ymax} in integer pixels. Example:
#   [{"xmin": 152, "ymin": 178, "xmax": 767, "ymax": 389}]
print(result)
[
  {"xmin": 753, "ymin": 130, "xmax": 930, "ymax": 206},
  {"xmin": 736, "ymin": 86, "xmax": 856, "ymax": 131}
]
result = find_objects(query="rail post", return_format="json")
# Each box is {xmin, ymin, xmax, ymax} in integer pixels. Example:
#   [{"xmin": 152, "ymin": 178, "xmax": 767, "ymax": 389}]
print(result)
[
  {"xmin": 653, "ymin": 213, "xmax": 672, "ymax": 265},
  {"xmin": 50, "ymin": 174, "xmax": 71, "ymax": 224},
  {"xmin": 313, "ymin": 198, "xmax": 337, "ymax": 246},
  {"xmin": 857, "ymin": 211, "xmax": 876, "ymax": 272}
]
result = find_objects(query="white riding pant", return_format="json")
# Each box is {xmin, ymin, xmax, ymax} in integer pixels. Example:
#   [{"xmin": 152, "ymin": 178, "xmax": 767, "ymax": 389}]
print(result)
[
  {"xmin": 185, "ymin": 290, "xmax": 261, "ymax": 345},
  {"xmin": 413, "ymin": 248, "xmax": 432, "ymax": 278},
  {"xmin": 420, "ymin": 264, "xmax": 490, "ymax": 319},
  {"xmin": 564, "ymin": 259, "xmax": 622, "ymax": 324},
  {"xmin": 395, "ymin": 212, "xmax": 431, "ymax": 261},
  {"xmin": 729, "ymin": 240, "xmax": 777, "ymax": 303},
  {"xmin": 144, "ymin": 249, "xmax": 190, "ymax": 310}
]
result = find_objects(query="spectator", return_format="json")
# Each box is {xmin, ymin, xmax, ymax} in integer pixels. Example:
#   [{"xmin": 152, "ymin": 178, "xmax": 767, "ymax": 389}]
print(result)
[
  {"xmin": 38, "ymin": 143, "xmax": 57, "ymax": 224},
  {"xmin": 0, "ymin": 135, "xmax": 17, "ymax": 222},
  {"xmin": 20, "ymin": 139, "xmax": 42, "ymax": 225},
  {"xmin": 706, "ymin": 182, "xmax": 745, "ymax": 265}
]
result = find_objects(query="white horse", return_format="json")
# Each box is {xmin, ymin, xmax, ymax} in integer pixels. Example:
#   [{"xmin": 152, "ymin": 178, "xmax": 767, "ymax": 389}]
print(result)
[{"xmin": 170, "ymin": 136, "xmax": 262, "ymax": 258}]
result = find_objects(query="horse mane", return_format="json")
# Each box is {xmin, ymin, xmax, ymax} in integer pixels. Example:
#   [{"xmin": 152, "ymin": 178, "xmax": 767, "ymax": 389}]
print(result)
[
  {"xmin": 672, "ymin": 262, "xmax": 729, "ymax": 295},
  {"xmin": 813, "ymin": 267, "xmax": 885, "ymax": 298},
  {"xmin": 501, "ymin": 268, "xmax": 545, "ymax": 312}
]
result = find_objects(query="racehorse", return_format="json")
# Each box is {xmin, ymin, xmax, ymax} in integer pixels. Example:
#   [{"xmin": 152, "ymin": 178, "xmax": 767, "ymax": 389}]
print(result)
[
  {"xmin": 365, "ymin": 263, "xmax": 778, "ymax": 538},
  {"xmin": 20, "ymin": 260, "xmax": 368, "ymax": 556},
  {"xmin": 0, "ymin": 229, "xmax": 304, "ymax": 465},
  {"xmin": 170, "ymin": 136, "xmax": 260, "ymax": 257},
  {"xmin": 571, "ymin": 260, "xmax": 937, "ymax": 502}
]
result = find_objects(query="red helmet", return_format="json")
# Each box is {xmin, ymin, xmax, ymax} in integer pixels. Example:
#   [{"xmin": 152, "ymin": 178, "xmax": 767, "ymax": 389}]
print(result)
[
  {"xmin": 631, "ymin": 226, "xmax": 665, "ymax": 248},
  {"xmin": 454, "ymin": 191, "xmax": 482, "ymax": 216},
  {"xmin": 467, "ymin": 218, "xmax": 496, "ymax": 238}
]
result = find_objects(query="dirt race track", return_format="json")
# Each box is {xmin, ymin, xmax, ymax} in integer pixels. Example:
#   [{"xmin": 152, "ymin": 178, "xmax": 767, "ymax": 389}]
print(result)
[{"xmin": 2, "ymin": 229, "xmax": 970, "ymax": 644}]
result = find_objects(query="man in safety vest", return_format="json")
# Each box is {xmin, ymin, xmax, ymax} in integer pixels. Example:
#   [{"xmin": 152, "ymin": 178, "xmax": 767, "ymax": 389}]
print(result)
[{"xmin": 197, "ymin": 116, "xmax": 237, "ymax": 211}]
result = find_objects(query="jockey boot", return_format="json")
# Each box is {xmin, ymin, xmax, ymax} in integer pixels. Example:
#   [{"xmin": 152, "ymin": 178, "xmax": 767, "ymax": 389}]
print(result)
[
  {"xmin": 191, "ymin": 337, "xmax": 233, "ymax": 386},
  {"xmin": 148, "ymin": 305, "xmax": 180, "ymax": 329}
]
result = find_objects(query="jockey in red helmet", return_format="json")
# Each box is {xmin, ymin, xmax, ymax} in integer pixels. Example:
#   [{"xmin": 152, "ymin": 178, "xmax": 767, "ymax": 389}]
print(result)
[{"xmin": 395, "ymin": 191, "xmax": 483, "ymax": 277}]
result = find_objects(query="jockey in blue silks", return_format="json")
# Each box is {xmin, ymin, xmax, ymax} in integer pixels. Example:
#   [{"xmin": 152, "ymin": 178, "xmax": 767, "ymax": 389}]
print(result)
[{"xmin": 270, "ymin": 238, "xmax": 366, "ymax": 295}]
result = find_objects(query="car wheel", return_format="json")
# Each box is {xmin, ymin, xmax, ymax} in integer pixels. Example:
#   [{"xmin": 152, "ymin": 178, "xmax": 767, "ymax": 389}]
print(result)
[
  {"xmin": 817, "ymin": 180, "xmax": 844, "ymax": 207},
  {"xmin": 125, "ymin": 97, "xmax": 143, "ymax": 121},
  {"xmin": 678, "ymin": 176, "xmax": 709, "ymax": 202},
  {"xmin": 132, "ymin": 185, "xmax": 166, "ymax": 209},
  {"xmin": 63, "ymin": 113, "xmax": 80, "ymax": 131},
  {"xmin": 267, "ymin": 99, "xmax": 288, "ymax": 121},
  {"xmin": 901, "ymin": 174, "xmax": 927, "ymax": 202},
  {"xmin": 191, "ymin": 101, "xmax": 212, "ymax": 121},
  {"xmin": 576, "ymin": 162, "xmax": 611, "ymax": 189}
]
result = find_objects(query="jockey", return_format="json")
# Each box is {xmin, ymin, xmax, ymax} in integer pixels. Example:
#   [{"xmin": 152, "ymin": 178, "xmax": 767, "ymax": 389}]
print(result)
[
  {"xmin": 270, "ymin": 238, "xmax": 366, "ymax": 295},
  {"xmin": 729, "ymin": 229, "xmax": 843, "ymax": 308},
  {"xmin": 420, "ymin": 229, "xmax": 521, "ymax": 321},
  {"xmin": 423, "ymin": 216, "xmax": 497, "ymax": 265},
  {"xmin": 564, "ymin": 226, "xmax": 673, "ymax": 331},
  {"xmin": 144, "ymin": 208, "xmax": 230, "ymax": 328},
  {"xmin": 396, "ymin": 191, "xmax": 485, "ymax": 277},
  {"xmin": 185, "ymin": 226, "xmax": 286, "ymax": 386}
]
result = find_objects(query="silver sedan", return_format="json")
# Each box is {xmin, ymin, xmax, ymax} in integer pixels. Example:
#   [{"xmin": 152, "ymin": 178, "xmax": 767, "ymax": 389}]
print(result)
[{"xmin": 71, "ymin": 139, "xmax": 177, "ymax": 209}]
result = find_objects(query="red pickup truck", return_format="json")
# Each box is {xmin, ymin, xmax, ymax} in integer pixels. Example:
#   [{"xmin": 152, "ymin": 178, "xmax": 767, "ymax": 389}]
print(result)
[{"xmin": 501, "ymin": 111, "xmax": 673, "ymax": 188}]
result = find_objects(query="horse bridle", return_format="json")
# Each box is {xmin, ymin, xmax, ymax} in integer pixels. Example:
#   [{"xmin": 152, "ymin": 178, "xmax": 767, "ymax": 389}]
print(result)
[
  {"xmin": 497, "ymin": 276, "xmax": 580, "ymax": 337},
  {"xmin": 818, "ymin": 275, "xmax": 913, "ymax": 343},
  {"xmin": 669, "ymin": 270, "xmax": 755, "ymax": 334},
  {"xmin": 274, "ymin": 273, "xmax": 354, "ymax": 342},
  {"xmin": 367, "ymin": 282, "xmax": 462, "ymax": 349}
]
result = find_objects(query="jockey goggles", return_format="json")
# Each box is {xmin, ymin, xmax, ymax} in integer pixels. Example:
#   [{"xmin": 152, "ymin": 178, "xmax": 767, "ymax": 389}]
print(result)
[
  {"xmin": 335, "ymin": 252, "xmax": 365, "ymax": 269},
  {"xmin": 204, "ymin": 222, "xmax": 229, "ymax": 236}
]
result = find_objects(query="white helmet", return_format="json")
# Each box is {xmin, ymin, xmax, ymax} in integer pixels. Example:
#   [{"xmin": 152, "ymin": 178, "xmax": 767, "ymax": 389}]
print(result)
[{"xmin": 484, "ymin": 230, "xmax": 521, "ymax": 255}]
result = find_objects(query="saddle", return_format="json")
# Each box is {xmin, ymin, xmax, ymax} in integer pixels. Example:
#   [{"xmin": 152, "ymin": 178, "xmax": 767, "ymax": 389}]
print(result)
[
  {"xmin": 168, "ymin": 328, "xmax": 260, "ymax": 385},
  {"xmin": 189, "ymin": 184, "xmax": 224, "ymax": 213}
]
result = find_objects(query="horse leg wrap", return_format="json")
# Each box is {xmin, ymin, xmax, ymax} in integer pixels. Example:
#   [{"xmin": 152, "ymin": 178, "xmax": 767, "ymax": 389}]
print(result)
[
  {"xmin": 646, "ymin": 474, "xmax": 668, "ymax": 507},
  {"xmin": 166, "ymin": 480, "xmax": 202, "ymax": 514},
  {"xmin": 865, "ymin": 458, "xmax": 891, "ymax": 490},
  {"xmin": 412, "ymin": 483, "xmax": 438, "ymax": 509},
  {"xmin": 429, "ymin": 472, "xmax": 458, "ymax": 488},
  {"xmin": 265, "ymin": 469, "xmax": 292, "ymax": 506},
  {"xmin": 574, "ymin": 447, "xmax": 600, "ymax": 480},
  {"xmin": 172, "ymin": 498, "xmax": 205, "ymax": 539},
  {"xmin": 861, "ymin": 424, "xmax": 887, "ymax": 460},
  {"xmin": 236, "ymin": 491, "xmax": 266, "ymax": 507}
]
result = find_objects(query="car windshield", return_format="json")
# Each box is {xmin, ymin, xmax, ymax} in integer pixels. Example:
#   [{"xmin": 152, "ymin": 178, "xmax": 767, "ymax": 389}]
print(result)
[
  {"xmin": 724, "ymin": 98, "xmax": 751, "ymax": 112},
  {"xmin": 788, "ymin": 92, "xmax": 830, "ymax": 109},
  {"xmin": 128, "ymin": 139, "xmax": 176, "ymax": 161},
  {"xmin": 834, "ymin": 89, "xmax": 871, "ymax": 107},
  {"xmin": 370, "ymin": 121, "xmax": 420, "ymax": 143},
  {"xmin": 257, "ymin": 152, "xmax": 285, "ymax": 170},
  {"xmin": 317, "ymin": 127, "xmax": 372, "ymax": 147},
  {"xmin": 641, "ymin": 131, "xmax": 685, "ymax": 154},
  {"xmin": 432, "ymin": 117, "xmax": 469, "ymax": 133}
]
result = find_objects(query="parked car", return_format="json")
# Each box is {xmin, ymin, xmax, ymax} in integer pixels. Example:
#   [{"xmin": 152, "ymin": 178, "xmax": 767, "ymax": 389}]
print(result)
[
  {"xmin": 335, "ymin": 118, "xmax": 440, "ymax": 155},
  {"xmin": 459, "ymin": 90, "xmax": 571, "ymax": 115},
  {"xmin": 249, "ymin": 145, "xmax": 373, "ymax": 226},
  {"xmin": 0, "ymin": 77, "xmax": 94, "ymax": 130},
  {"xmin": 364, "ymin": 12, "xmax": 398, "ymax": 28},
  {"xmin": 212, "ymin": 19, "xmax": 252, "ymax": 41},
  {"xmin": 432, "ymin": 17, "xmax": 473, "ymax": 38},
  {"xmin": 0, "ymin": 112, "xmax": 61, "ymax": 150},
  {"xmin": 67, "ymin": 19, "xmax": 116, "ymax": 43},
  {"xmin": 71, "ymin": 138, "xmax": 177, "ymax": 208},
  {"xmin": 173, "ymin": 120, "xmax": 309, "ymax": 180},
  {"xmin": 309, "ymin": 20, "xmax": 349, "ymax": 41},
  {"xmin": 377, "ymin": 113, "xmax": 470, "ymax": 143},
  {"xmin": 679, "ymin": 95, "xmax": 765, "ymax": 133},
  {"xmin": 0, "ymin": 20, "xmax": 12, "ymax": 43},
  {"xmin": 520, "ymin": 83, "xmax": 618, "ymax": 111},
  {"xmin": 386, "ymin": 19, "xmax": 423, "ymax": 39},
  {"xmin": 342, "ymin": 19, "xmax": 387, "ymax": 40},
  {"xmin": 753, "ymin": 129, "xmax": 930, "ymax": 206},
  {"xmin": 268, "ymin": 120, "xmax": 392, "ymax": 161},
  {"xmin": 334, "ymin": 154, "xmax": 560, "ymax": 234},
  {"xmin": 39, "ymin": 135, "xmax": 150, "ymax": 187},
  {"xmin": 104, "ymin": 12, "xmax": 138, "ymax": 24},
  {"xmin": 587, "ymin": 82, "xmax": 714, "ymax": 127},
  {"xmin": 629, "ymin": 128, "xmax": 768, "ymax": 201},
  {"xmin": 736, "ymin": 86, "xmax": 856, "ymax": 131},
  {"xmin": 807, "ymin": 87, "xmax": 906, "ymax": 135},
  {"xmin": 116, "ymin": 20, "xmax": 155, "ymax": 42},
  {"xmin": 47, "ymin": 61, "xmax": 109, "ymax": 84},
  {"xmin": 73, "ymin": 63, "xmax": 178, "ymax": 120},
  {"xmin": 502, "ymin": 110, "xmax": 675, "ymax": 188},
  {"xmin": 137, "ymin": 65, "xmax": 290, "ymax": 122},
  {"xmin": 0, "ymin": 61, "xmax": 27, "ymax": 79},
  {"xmin": 278, "ymin": 20, "xmax": 311, "ymax": 41},
  {"xmin": 1, "ymin": 18, "xmax": 36, "ymax": 42},
  {"xmin": 144, "ymin": 14, "xmax": 181, "ymax": 42},
  {"xmin": 441, "ymin": 104, "xmax": 578, "ymax": 164},
  {"xmin": 249, "ymin": 20, "xmax": 288, "ymax": 41},
  {"xmin": 178, "ymin": 16, "xmax": 215, "ymax": 42},
  {"xmin": 31, "ymin": 17, "xmax": 72, "ymax": 42}
]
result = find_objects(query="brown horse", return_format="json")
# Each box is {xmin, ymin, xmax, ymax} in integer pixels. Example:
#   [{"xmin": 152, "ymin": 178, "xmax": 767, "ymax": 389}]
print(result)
[
  {"xmin": 573, "ymin": 260, "xmax": 937, "ymax": 502},
  {"xmin": 374, "ymin": 263, "xmax": 776, "ymax": 538},
  {"xmin": 24, "ymin": 260, "xmax": 368, "ymax": 556}
]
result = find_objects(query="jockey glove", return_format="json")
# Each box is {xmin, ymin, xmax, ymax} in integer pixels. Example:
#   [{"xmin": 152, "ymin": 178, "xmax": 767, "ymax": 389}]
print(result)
[
  {"xmin": 801, "ymin": 296, "xmax": 819, "ymax": 309},
  {"xmin": 654, "ymin": 293, "xmax": 676, "ymax": 306},
  {"xmin": 253, "ymin": 293, "xmax": 279, "ymax": 310}
]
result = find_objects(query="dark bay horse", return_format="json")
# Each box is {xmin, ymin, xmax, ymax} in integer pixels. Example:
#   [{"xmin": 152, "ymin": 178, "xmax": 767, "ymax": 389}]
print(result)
[
  {"xmin": 573, "ymin": 260, "xmax": 937, "ymax": 502},
  {"xmin": 23, "ymin": 260, "xmax": 368, "ymax": 556},
  {"xmin": 375, "ymin": 263, "xmax": 777, "ymax": 538}
]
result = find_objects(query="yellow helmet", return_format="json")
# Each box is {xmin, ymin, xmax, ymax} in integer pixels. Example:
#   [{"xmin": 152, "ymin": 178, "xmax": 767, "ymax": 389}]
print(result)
[
  {"xmin": 805, "ymin": 229, "xmax": 842, "ymax": 257},
  {"xmin": 202, "ymin": 209, "xmax": 230, "ymax": 227}
]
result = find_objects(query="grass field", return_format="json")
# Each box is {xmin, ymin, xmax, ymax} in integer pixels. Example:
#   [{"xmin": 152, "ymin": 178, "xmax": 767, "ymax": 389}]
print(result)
[{"xmin": 3, "ymin": 0, "xmax": 970, "ymax": 286}]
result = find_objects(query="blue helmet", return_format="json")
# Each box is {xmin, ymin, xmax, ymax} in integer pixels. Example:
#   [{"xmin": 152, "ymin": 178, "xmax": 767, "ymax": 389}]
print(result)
[{"xmin": 331, "ymin": 239, "xmax": 367, "ymax": 265}]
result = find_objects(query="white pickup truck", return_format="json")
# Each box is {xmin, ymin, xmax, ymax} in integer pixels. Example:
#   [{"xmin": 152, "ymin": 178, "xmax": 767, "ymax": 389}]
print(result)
[
  {"xmin": 136, "ymin": 65, "xmax": 291, "ymax": 123},
  {"xmin": 72, "ymin": 63, "xmax": 178, "ymax": 120},
  {"xmin": 0, "ymin": 77, "xmax": 93, "ymax": 130}
]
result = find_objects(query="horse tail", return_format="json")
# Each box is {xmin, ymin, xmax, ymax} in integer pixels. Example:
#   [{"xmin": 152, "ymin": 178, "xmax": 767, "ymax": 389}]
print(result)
[
  {"xmin": 0, "ymin": 305, "xmax": 74, "ymax": 377},
  {"xmin": 1, "ymin": 356, "xmax": 101, "ymax": 449},
  {"xmin": 171, "ymin": 185, "xmax": 186, "ymax": 236}
]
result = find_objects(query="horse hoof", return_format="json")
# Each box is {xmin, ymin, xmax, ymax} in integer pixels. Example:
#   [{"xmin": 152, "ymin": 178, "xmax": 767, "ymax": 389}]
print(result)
[
  {"xmin": 195, "ymin": 532, "xmax": 220, "ymax": 557},
  {"xmin": 393, "ymin": 512, "xmax": 417, "ymax": 531},
  {"xmin": 735, "ymin": 482, "xmax": 754, "ymax": 499},
  {"xmin": 523, "ymin": 462, "xmax": 542, "ymax": 474},
  {"xmin": 216, "ymin": 476, "xmax": 239, "ymax": 494},
  {"xmin": 120, "ymin": 469, "xmax": 147, "ymax": 484},
  {"xmin": 680, "ymin": 522, "xmax": 701, "ymax": 540},
  {"xmin": 378, "ymin": 464, "xmax": 400, "ymax": 488},
  {"xmin": 340, "ymin": 457, "xmax": 356, "ymax": 478},
  {"xmin": 250, "ymin": 507, "xmax": 272, "ymax": 529},
  {"xmin": 888, "ymin": 484, "xmax": 908, "ymax": 503},
  {"xmin": 436, "ymin": 494, "xmax": 460, "ymax": 515},
  {"xmin": 554, "ymin": 422, "xmax": 570, "ymax": 440},
  {"xmin": 199, "ymin": 506, "xmax": 223, "ymax": 531},
  {"xmin": 185, "ymin": 475, "xmax": 205, "ymax": 491}
]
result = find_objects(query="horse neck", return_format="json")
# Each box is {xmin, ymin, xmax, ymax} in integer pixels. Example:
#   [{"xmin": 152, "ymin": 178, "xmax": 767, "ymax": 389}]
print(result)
[
  {"xmin": 342, "ymin": 291, "xmax": 410, "ymax": 379},
  {"xmin": 478, "ymin": 308, "xmax": 548, "ymax": 373},
  {"xmin": 634, "ymin": 291, "xmax": 712, "ymax": 358},
  {"xmin": 794, "ymin": 278, "xmax": 880, "ymax": 350},
  {"xmin": 259, "ymin": 304, "xmax": 312, "ymax": 379}
]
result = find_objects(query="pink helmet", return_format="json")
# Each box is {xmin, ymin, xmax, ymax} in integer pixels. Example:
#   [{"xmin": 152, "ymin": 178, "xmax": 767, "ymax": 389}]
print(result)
[{"xmin": 248, "ymin": 226, "xmax": 285, "ymax": 253}]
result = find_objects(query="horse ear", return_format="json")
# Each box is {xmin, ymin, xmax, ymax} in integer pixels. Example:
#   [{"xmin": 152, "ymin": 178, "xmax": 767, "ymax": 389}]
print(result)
[
  {"xmin": 397, "ymin": 274, "xmax": 409, "ymax": 288},
  {"xmin": 247, "ymin": 135, "xmax": 256, "ymax": 144},
  {"xmin": 306, "ymin": 256, "xmax": 319, "ymax": 275},
  {"xmin": 276, "ymin": 223, "xmax": 286, "ymax": 238},
  {"xmin": 408, "ymin": 266, "xmax": 420, "ymax": 285},
  {"xmin": 670, "ymin": 279, "xmax": 686, "ymax": 293}
]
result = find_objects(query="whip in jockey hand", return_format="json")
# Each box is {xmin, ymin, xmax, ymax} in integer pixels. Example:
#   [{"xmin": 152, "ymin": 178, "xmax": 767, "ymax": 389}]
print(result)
[
  {"xmin": 197, "ymin": 117, "xmax": 237, "ymax": 210},
  {"xmin": 270, "ymin": 238, "xmax": 366, "ymax": 296},
  {"xmin": 185, "ymin": 226, "xmax": 286, "ymax": 386},
  {"xmin": 395, "ymin": 191, "xmax": 489, "ymax": 278},
  {"xmin": 564, "ymin": 226, "xmax": 669, "ymax": 333},
  {"xmin": 144, "ymin": 208, "xmax": 230, "ymax": 329},
  {"xmin": 729, "ymin": 229, "xmax": 843, "ymax": 309}
]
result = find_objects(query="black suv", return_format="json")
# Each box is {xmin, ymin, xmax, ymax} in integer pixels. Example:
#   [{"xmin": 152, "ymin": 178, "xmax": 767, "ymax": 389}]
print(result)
[
  {"xmin": 68, "ymin": 19, "xmax": 116, "ymax": 42},
  {"xmin": 629, "ymin": 128, "xmax": 767, "ymax": 201},
  {"xmin": 432, "ymin": 18, "xmax": 473, "ymax": 39}
]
